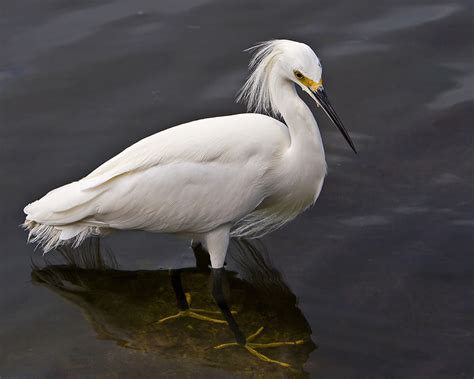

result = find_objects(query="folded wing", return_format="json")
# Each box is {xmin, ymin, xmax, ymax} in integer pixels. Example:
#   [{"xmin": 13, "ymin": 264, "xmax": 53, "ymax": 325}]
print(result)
[{"xmin": 24, "ymin": 114, "xmax": 289, "ymax": 240}]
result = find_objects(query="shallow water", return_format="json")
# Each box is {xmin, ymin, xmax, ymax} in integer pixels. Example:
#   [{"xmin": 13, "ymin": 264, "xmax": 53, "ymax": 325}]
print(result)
[{"xmin": 1, "ymin": 0, "xmax": 473, "ymax": 377}]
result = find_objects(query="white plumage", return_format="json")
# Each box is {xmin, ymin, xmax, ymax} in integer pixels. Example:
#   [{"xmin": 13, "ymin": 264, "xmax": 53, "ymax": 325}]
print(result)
[{"xmin": 24, "ymin": 39, "xmax": 355, "ymax": 268}]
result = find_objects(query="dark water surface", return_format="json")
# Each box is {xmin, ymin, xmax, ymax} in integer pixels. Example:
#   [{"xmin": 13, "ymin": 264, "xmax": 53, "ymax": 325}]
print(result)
[{"xmin": 1, "ymin": 0, "xmax": 473, "ymax": 377}]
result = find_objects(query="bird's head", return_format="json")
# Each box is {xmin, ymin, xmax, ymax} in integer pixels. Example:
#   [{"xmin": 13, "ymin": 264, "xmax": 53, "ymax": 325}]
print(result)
[{"xmin": 238, "ymin": 39, "xmax": 356, "ymax": 154}]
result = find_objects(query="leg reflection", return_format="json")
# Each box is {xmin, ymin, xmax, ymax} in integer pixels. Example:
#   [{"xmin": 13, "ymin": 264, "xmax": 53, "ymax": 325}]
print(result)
[{"xmin": 158, "ymin": 269, "xmax": 232, "ymax": 324}]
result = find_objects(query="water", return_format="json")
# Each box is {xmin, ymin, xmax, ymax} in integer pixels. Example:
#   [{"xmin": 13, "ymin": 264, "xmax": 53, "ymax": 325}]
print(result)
[{"xmin": 1, "ymin": 0, "xmax": 473, "ymax": 377}]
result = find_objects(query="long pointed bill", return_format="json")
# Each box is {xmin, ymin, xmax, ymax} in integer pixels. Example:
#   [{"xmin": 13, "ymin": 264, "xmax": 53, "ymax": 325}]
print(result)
[{"xmin": 311, "ymin": 86, "xmax": 357, "ymax": 154}]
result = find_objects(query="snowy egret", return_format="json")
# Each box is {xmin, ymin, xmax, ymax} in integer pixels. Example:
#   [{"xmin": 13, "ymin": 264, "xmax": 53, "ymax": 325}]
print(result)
[
  {"xmin": 24, "ymin": 39, "xmax": 355, "ymax": 261},
  {"xmin": 23, "ymin": 39, "xmax": 355, "ymax": 360}
]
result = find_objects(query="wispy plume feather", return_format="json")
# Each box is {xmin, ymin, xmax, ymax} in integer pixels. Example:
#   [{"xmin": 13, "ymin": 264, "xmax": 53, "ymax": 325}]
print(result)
[
  {"xmin": 23, "ymin": 220, "xmax": 104, "ymax": 254},
  {"xmin": 237, "ymin": 40, "xmax": 288, "ymax": 117}
]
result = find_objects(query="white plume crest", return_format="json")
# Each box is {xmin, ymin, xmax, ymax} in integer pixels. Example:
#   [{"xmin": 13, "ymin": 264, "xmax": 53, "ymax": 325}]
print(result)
[{"xmin": 237, "ymin": 40, "xmax": 289, "ymax": 117}]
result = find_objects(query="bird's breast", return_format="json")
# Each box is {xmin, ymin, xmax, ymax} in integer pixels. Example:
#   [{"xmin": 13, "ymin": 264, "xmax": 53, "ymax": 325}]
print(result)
[{"xmin": 263, "ymin": 147, "xmax": 327, "ymax": 215}]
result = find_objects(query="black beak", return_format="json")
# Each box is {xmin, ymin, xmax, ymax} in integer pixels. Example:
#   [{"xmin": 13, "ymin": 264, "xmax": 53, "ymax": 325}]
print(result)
[{"xmin": 312, "ymin": 87, "xmax": 357, "ymax": 154}]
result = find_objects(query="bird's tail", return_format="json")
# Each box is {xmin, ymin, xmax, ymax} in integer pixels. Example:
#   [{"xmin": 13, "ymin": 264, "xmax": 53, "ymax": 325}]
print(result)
[
  {"xmin": 22, "ymin": 220, "xmax": 103, "ymax": 253},
  {"xmin": 23, "ymin": 180, "xmax": 110, "ymax": 253}
]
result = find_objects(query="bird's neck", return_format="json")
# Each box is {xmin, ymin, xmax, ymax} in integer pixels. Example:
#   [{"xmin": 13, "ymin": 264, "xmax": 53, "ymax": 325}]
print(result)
[{"xmin": 272, "ymin": 77, "xmax": 325, "ymax": 157}]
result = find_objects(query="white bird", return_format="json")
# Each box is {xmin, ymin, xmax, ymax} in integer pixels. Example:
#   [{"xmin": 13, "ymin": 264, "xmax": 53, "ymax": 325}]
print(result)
[{"xmin": 23, "ymin": 39, "xmax": 356, "ymax": 269}]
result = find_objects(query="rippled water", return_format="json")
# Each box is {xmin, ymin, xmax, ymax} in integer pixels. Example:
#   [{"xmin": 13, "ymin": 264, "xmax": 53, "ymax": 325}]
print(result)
[{"xmin": 1, "ymin": 0, "xmax": 473, "ymax": 377}]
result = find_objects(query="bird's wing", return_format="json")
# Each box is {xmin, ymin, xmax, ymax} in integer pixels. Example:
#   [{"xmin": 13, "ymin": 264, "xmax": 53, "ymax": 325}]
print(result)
[
  {"xmin": 25, "ymin": 114, "xmax": 290, "ymax": 231},
  {"xmin": 79, "ymin": 114, "xmax": 287, "ymax": 191}
]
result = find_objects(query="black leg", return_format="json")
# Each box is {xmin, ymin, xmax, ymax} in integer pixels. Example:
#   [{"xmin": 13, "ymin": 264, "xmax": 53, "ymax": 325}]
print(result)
[
  {"xmin": 212, "ymin": 267, "xmax": 246, "ymax": 345},
  {"xmin": 170, "ymin": 270, "xmax": 189, "ymax": 311},
  {"xmin": 158, "ymin": 268, "xmax": 228, "ymax": 325},
  {"xmin": 192, "ymin": 242, "xmax": 211, "ymax": 271}
]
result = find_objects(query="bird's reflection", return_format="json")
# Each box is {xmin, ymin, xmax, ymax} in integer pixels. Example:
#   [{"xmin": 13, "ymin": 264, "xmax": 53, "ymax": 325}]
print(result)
[{"xmin": 31, "ymin": 239, "xmax": 316, "ymax": 375}]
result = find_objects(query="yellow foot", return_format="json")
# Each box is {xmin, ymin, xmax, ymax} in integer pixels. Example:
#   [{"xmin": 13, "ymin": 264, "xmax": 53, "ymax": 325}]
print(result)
[
  {"xmin": 158, "ymin": 293, "xmax": 236, "ymax": 325},
  {"xmin": 214, "ymin": 327, "xmax": 305, "ymax": 368}
]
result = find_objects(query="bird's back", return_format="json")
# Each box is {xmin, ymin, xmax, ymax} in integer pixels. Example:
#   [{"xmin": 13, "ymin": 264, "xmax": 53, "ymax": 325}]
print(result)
[
  {"xmin": 84, "ymin": 113, "xmax": 289, "ymax": 187},
  {"xmin": 24, "ymin": 113, "xmax": 290, "ymax": 251}
]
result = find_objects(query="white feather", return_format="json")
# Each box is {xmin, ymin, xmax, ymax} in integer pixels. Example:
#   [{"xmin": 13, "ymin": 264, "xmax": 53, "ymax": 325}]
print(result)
[
  {"xmin": 237, "ymin": 39, "xmax": 321, "ymax": 117},
  {"xmin": 24, "ymin": 39, "xmax": 331, "ymax": 267}
]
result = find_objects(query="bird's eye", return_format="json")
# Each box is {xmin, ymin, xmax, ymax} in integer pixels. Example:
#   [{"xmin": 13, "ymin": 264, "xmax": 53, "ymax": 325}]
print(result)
[{"xmin": 294, "ymin": 71, "xmax": 304, "ymax": 80}]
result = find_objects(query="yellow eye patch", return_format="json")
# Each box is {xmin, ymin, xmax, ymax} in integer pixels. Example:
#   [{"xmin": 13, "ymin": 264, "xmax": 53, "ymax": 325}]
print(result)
[
  {"xmin": 294, "ymin": 70, "xmax": 323, "ymax": 91},
  {"xmin": 305, "ymin": 78, "xmax": 323, "ymax": 92}
]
